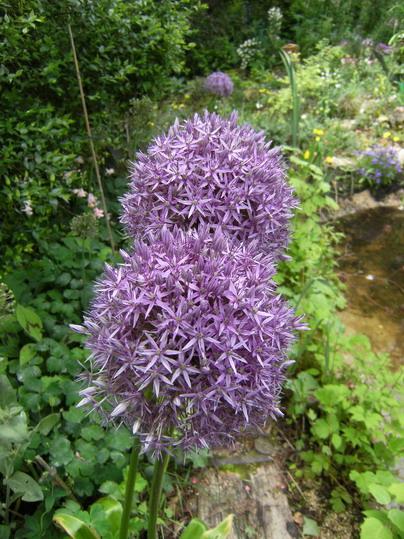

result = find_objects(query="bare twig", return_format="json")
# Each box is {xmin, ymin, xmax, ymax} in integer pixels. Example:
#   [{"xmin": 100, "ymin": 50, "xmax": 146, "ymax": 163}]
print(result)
[
  {"xmin": 285, "ymin": 469, "xmax": 308, "ymax": 503},
  {"xmin": 67, "ymin": 23, "xmax": 115, "ymax": 252},
  {"xmin": 35, "ymin": 455, "xmax": 78, "ymax": 502},
  {"xmin": 275, "ymin": 426, "xmax": 295, "ymax": 452}
]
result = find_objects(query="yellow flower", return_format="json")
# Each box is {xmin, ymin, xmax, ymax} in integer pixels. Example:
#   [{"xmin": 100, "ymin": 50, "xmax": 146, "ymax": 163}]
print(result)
[
  {"xmin": 184, "ymin": 93, "xmax": 190, "ymax": 100},
  {"xmin": 393, "ymin": 136, "xmax": 400, "ymax": 142},
  {"xmin": 315, "ymin": 136, "xmax": 321, "ymax": 142},
  {"xmin": 383, "ymin": 131, "xmax": 391, "ymax": 139},
  {"xmin": 324, "ymin": 156, "xmax": 333, "ymax": 165},
  {"xmin": 313, "ymin": 128, "xmax": 324, "ymax": 136},
  {"xmin": 303, "ymin": 150, "xmax": 311, "ymax": 160}
]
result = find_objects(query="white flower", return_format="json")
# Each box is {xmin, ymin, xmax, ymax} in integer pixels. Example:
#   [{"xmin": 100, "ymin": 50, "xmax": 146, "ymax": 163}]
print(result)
[
  {"xmin": 105, "ymin": 168, "xmax": 115, "ymax": 176},
  {"xmin": 22, "ymin": 201, "xmax": 33, "ymax": 216},
  {"xmin": 93, "ymin": 207, "xmax": 104, "ymax": 219},
  {"xmin": 73, "ymin": 188, "xmax": 87, "ymax": 198}
]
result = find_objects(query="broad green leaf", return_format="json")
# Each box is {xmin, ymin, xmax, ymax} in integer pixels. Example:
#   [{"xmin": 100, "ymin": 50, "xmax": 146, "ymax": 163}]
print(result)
[
  {"xmin": 15, "ymin": 304, "xmax": 43, "ymax": 341},
  {"xmin": 35, "ymin": 413, "xmax": 60, "ymax": 435},
  {"xmin": 360, "ymin": 517, "xmax": 393, "ymax": 539},
  {"xmin": 53, "ymin": 513, "xmax": 100, "ymax": 539},
  {"xmin": 331, "ymin": 433, "xmax": 342, "ymax": 450},
  {"xmin": 0, "ymin": 375, "xmax": 16, "ymax": 406},
  {"xmin": 0, "ymin": 407, "xmax": 29, "ymax": 444},
  {"xmin": 6, "ymin": 471, "xmax": 43, "ymax": 502},
  {"xmin": 202, "ymin": 515, "xmax": 234, "ymax": 538},
  {"xmin": 0, "ymin": 525, "xmax": 10, "ymax": 539},
  {"xmin": 389, "ymin": 483, "xmax": 404, "ymax": 503},
  {"xmin": 303, "ymin": 516, "xmax": 320, "ymax": 536},
  {"xmin": 388, "ymin": 509, "xmax": 404, "ymax": 532},
  {"xmin": 312, "ymin": 418, "xmax": 330, "ymax": 439},
  {"xmin": 19, "ymin": 343, "xmax": 36, "ymax": 366},
  {"xmin": 363, "ymin": 510, "xmax": 389, "ymax": 525},
  {"xmin": 369, "ymin": 484, "xmax": 391, "ymax": 505},
  {"xmin": 90, "ymin": 496, "xmax": 122, "ymax": 534},
  {"xmin": 180, "ymin": 518, "xmax": 207, "ymax": 539},
  {"xmin": 315, "ymin": 385, "xmax": 347, "ymax": 407}
]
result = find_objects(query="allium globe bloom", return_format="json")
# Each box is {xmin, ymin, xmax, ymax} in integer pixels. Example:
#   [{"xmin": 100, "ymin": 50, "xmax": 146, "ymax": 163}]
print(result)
[
  {"xmin": 121, "ymin": 112, "xmax": 296, "ymax": 258},
  {"xmin": 204, "ymin": 71, "xmax": 234, "ymax": 97},
  {"xmin": 72, "ymin": 227, "xmax": 303, "ymax": 455}
]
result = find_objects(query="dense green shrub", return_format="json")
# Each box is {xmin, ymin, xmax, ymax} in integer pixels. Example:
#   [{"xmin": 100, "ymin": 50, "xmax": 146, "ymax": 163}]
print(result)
[{"xmin": 0, "ymin": 0, "xmax": 202, "ymax": 265}]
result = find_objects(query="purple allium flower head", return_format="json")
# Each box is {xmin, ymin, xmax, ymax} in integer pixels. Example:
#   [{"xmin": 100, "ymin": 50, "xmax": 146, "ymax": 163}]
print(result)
[
  {"xmin": 72, "ymin": 227, "xmax": 303, "ymax": 456},
  {"xmin": 204, "ymin": 71, "xmax": 234, "ymax": 97},
  {"xmin": 376, "ymin": 42, "xmax": 393, "ymax": 55},
  {"xmin": 121, "ymin": 112, "xmax": 296, "ymax": 259}
]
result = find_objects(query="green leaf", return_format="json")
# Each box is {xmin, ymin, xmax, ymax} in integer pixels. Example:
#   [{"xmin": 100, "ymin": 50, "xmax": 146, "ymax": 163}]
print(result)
[
  {"xmin": 15, "ymin": 304, "xmax": 43, "ymax": 341},
  {"xmin": 53, "ymin": 513, "xmax": 100, "ymax": 539},
  {"xmin": 331, "ymin": 433, "xmax": 342, "ymax": 450},
  {"xmin": 36, "ymin": 413, "xmax": 60, "ymax": 435},
  {"xmin": 315, "ymin": 385, "xmax": 347, "ymax": 407},
  {"xmin": 6, "ymin": 471, "xmax": 44, "ymax": 502},
  {"xmin": 0, "ymin": 375, "xmax": 16, "ymax": 406},
  {"xmin": 49, "ymin": 436, "xmax": 74, "ymax": 466},
  {"xmin": 389, "ymin": 483, "xmax": 404, "ymax": 503},
  {"xmin": 388, "ymin": 509, "xmax": 404, "ymax": 532},
  {"xmin": 202, "ymin": 515, "xmax": 234, "ymax": 538},
  {"xmin": 312, "ymin": 418, "xmax": 330, "ymax": 439},
  {"xmin": 134, "ymin": 474, "xmax": 148, "ymax": 493},
  {"xmin": 0, "ymin": 525, "xmax": 10, "ymax": 539},
  {"xmin": 0, "ymin": 406, "xmax": 29, "ymax": 444},
  {"xmin": 360, "ymin": 517, "xmax": 393, "ymax": 539},
  {"xmin": 369, "ymin": 484, "xmax": 391, "ymax": 505},
  {"xmin": 19, "ymin": 343, "xmax": 36, "ymax": 366},
  {"xmin": 90, "ymin": 496, "xmax": 122, "ymax": 535},
  {"xmin": 303, "ymin": 516, "xmax": 320, "ymax": 536},
  {"xmin": 180, "ymin": 519, "xmax": 207, "ymax": 539}
]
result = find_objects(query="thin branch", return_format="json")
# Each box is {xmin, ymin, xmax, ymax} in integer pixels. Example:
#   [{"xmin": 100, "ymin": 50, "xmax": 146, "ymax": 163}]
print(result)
[
  {"xmin": 67, "ymin": 22, "xmax": 115, "ymax": 252},
  {"xmin": 35, "ymin": 455, "xmax": 78, "ymax": 502}
]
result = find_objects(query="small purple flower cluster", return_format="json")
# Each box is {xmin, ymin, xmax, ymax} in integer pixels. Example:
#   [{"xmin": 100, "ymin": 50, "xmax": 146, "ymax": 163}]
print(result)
[
  {"xmin": 376, "ymin": 42, "xmax": 393, "ymax": 55},
  {"xmin": 358, "ymin": 145, "xmax": 402, "ymax": 187},
  {"xmin": 74, "ymin": 112, "xmax": 301, "ymax": 455},
  {"xmin": 204, "ymin": 72, "xmax": 234, "ymax": 97},
  {"xmin": 73, "ymin": 228, "xmax": 303, "ymax": 453},
  {"xmin": 121, "ymin": 112, "xmax": 296, "ymax": 259}
]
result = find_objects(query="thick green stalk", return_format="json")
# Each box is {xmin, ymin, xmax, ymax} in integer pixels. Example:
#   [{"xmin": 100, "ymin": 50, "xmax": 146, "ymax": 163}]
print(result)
[
  {"xmin": 119, "ymin": 438, "xmax": 141, "ymax": 539},
  {"xmin": 147, "ymin": 453, "xmax": 170, "ymax": 539}
]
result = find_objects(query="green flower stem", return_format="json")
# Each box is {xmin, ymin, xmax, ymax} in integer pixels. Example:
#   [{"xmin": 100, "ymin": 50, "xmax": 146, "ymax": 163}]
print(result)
[
  {"xmin": 119, "ymin": 437, "xmax": 141, "ymax": 539},
  {"xmin": 147, "ymin": 452, "xmax": 170, "ymax": 539}
]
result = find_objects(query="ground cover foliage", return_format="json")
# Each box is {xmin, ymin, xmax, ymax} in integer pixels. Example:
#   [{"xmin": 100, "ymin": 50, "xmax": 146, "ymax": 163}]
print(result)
[{"xmin": 1, "ymin": 1, "xmax": 403, "ymax": 538}]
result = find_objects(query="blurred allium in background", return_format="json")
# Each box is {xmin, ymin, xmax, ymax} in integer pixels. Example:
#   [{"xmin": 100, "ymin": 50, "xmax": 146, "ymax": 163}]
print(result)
[
  {"xmin": 358, "ymin": 145, "xmax": 402, "ymax": 187},
  {"xmin": 204, "ymin": 71, "xmax": 233, "ymax": 97},
  {"xmin": 72, "ymin": 227, "xmax": 303, "ymax": 455},
  {"xmin": 121, "ymin": 112, "xmax": 296, "ymax": 259},
  {"xmin": 375, "ymin": 42, "xmax": 393, "ymax": 55}
]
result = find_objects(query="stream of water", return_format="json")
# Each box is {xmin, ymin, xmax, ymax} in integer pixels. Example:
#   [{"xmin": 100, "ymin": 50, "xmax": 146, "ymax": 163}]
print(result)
[{"xmin": 337, "ymin": 207, "xmax": 404, "ymax": 368}]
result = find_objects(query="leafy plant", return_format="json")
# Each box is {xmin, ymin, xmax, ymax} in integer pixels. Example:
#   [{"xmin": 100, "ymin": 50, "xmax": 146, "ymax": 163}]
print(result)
[{"xmin": 350, "ymin": 470, "xmax": 404, "ymax": 538}]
